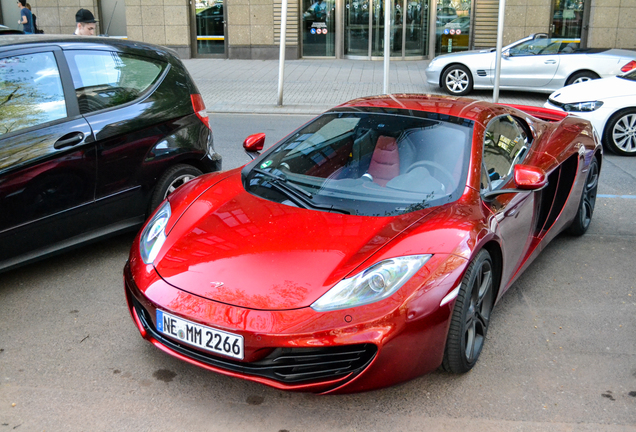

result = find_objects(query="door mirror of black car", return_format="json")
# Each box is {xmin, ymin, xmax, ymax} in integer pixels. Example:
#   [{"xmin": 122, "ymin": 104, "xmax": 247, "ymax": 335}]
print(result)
[
  {"xmin": 482, "ymin": 165, "xmax": 547, "ymax": 200},
  {"xmin": 243, "ymin": 133, "xmax": 266, "ymax": 160}
]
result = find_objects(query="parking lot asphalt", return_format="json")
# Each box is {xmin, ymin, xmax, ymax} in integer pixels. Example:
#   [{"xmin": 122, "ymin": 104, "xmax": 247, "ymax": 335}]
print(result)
[
  {"xmin": 182, "ymin": 58, "xmax": 549, "ymax": 115},
  {"xmin": 0, "ymin": 113, "xmax": 634, "ymax": 431}
]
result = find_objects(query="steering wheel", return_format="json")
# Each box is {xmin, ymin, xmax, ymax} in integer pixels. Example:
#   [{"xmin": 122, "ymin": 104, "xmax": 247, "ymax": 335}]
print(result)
[{"xmin": 406, "ymin": 161, "xmax": 456, "ymax": 189}]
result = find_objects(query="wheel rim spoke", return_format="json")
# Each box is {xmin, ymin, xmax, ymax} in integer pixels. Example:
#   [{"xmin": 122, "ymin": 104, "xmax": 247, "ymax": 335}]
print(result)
[
  {"xmin": 613, "ymin": 114, "xmax": 636, "ymax": 152},
  {"xmin": 463, "ymin": 259, "xmax": 493, "ymax": 363}
]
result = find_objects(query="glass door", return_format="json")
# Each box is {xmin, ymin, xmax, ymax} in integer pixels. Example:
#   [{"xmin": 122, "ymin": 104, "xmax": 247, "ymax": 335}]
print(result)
[
  {"xmin": 435, "ymin": 0, "xmax": 471, "ymax": 56},
  {"xmin": 404, "ymin": 0, "xmax": 429, "ymax": 56},
  {"xmin": 345, "ymin": 0, "xmax": 371, "ymax": 57},
  {"xmin": 344, "ymin": 0, "xmax": 428, "ymax": 58},
  {"xmin": 194, "ymin": 0, "xmax": 226, "ymax": 56},
  {"xmin": 551, "ymin": 0, "xmax": 585, "ymax": 39}
]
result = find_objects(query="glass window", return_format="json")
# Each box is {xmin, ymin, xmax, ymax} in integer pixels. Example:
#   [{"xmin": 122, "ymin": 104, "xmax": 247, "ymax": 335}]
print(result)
[
  {"xmin": 482, "ymin": 115, "xmax": 529, "ymax": 190},
  {"xmin": 0, "ymin": 52, "xmax": 67, "ymax": 136},
  {"xmin": 245, "ymin": 111, "xmax": 473, "ymax": 216},
  {"xmin": 435, "ymin": 0, "xmax": 471, "ymax": 55},
  {"xmin": 65, "ymin": 51, "xmax": 167, "ymax": 114},
  {"xmin": 303, "ymin": 0, "xmax": 336, "ymax": 56}
]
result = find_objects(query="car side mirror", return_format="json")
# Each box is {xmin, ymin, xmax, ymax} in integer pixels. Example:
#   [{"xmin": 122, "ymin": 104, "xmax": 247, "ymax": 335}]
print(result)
[
  {"xmin": 482, "ymin": 165, "xmax": 547, "ymax": 200},
  {"xmin": 243, "ymin": 133, "xmax": 265, "ymax": 160},
  {"xmin": 502, "ymin": 50, "xmax": 510, "ymax": 58},
  {"xmin": 514, "ymin": 164, "xmax": 547, "ymax": 190}
]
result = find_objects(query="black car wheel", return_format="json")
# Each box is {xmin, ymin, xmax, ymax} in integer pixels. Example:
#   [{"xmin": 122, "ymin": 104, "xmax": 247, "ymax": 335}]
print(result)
[
  {"xmin": 150, "ymin": 164, "xmax": 202, "ymax": 212},
  {"xmin": 567, "ymin": 157, "xmax": 599, "ymax": 236},
  {"xmin": 603, "ymin": 109, "xmax": 636, "ymax": 156},
  {"xmin": 441, "ymin": 65, "xmax": 473, "ymax": 96},
  {"xmin": 565, "ymin": 71, "xmax": 599, "ymax": 86},
  {"xmin": 442, "ymin": 249, "xmax": 495, "ymax": 373}
]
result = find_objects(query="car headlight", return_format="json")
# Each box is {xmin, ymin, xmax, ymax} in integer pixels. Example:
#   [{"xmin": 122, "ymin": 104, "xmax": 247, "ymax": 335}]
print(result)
[
  {"xmin": 561, "ymin": 101, "xmax": 604, "ymax": 112},
  {"xmin": 311, "ymin": 255, "xmax": 432, "ymax": 312},
  {"xmin": 139, "ymin": 201, "xmax": 171, "ymax": 264}
]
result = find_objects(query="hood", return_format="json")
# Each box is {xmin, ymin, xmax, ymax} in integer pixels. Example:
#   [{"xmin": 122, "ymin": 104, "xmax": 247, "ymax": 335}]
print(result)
[
  {"xmin": 549, "ymin": 76, "xmax": 634, "ymax": 102},
  {"xmin": 154, "ymin": 174, "xmax": 434, "ymax": 311}
]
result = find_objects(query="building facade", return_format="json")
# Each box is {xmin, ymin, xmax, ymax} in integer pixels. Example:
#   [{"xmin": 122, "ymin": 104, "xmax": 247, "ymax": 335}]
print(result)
[{"xmin": 0, "ymin": 0, "xmax": 634, "ymax": 59}]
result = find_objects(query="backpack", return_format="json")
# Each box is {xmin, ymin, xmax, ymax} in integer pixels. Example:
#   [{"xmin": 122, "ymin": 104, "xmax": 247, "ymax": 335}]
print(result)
[{"xmin": 32, "ymin": 13, "xmax": 43, "ymax": 34}]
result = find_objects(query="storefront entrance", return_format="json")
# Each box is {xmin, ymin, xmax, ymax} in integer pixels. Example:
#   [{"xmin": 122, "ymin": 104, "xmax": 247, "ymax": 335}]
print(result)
[
  {"xmin": 302, "ymin": 0, "xmax": 429, "ymax": 59},
  {"xmin": 192, "ymin": 0, "xmax": 227, "ymax": 57}
]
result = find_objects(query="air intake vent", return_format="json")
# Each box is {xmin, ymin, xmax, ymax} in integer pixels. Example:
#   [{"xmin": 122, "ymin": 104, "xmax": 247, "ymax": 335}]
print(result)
[
  {"xmin": 134, "ymin": 299, "xmax": 377, "ymax": 384},
  {"xmin": 477, "ymin": 70, "xmax": 487, "ymax": 77}
]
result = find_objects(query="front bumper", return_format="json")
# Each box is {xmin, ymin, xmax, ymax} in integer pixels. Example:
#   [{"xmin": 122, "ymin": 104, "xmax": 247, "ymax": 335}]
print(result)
[{"xmin": 123, "ymin": 253, "xmax": 466, "ymax": 393}]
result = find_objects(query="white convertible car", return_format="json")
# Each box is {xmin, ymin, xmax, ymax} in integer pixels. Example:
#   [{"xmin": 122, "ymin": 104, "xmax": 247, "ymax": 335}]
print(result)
[{"xmin": 425, "ymin": 33, "xmax": 636, "ymax": 96}]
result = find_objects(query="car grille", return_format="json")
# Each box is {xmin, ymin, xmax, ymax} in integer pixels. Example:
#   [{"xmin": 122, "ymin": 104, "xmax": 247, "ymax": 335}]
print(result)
[{"xmin": 133, "ymin": 298, "xmax": 377, "ymax": 385}]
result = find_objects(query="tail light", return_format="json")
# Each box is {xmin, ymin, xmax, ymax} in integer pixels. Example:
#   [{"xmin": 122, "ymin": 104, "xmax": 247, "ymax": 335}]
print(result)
[
  {"xmin": 621, "ymin": 60, "xmax": 636, "ymax": 73},
  {"xmin": 191, "ymin": 94, "xmax": 210, "ymax": 130}
]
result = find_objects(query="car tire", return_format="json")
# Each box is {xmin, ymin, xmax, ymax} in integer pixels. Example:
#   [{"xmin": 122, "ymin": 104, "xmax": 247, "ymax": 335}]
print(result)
[
  {"xmin": 442, "ymin": 249, "xmax": 495, "ymax": 374},
  {"xmin": 565, "ymin": 71, "xmax": 599, "ymax": 86},
  {"xmin": 603, "ymin": 108, "xmax": 636, "ymax": 156},
  {"xmin": 566, "ymin": 157, "xmax": 599, "ymax": 236},
  {"xmin": 149, "ymin": 164, "xmax": 202, "ymax": 212},
  {"xmin": 441, "ymin": 65, "xmax": 473, "ymax": 96}
]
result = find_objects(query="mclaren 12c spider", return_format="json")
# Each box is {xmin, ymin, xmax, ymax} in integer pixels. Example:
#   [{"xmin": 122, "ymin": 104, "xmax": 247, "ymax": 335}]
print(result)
[{"xmin": 124, "ymin": 95, "xmax": 602, "ymax": 394}]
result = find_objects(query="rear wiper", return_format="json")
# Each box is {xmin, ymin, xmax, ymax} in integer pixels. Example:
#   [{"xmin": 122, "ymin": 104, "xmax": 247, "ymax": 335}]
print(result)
[{"xmin": 252, "ymin": 168, "xmax": 351, "ymax": 214}]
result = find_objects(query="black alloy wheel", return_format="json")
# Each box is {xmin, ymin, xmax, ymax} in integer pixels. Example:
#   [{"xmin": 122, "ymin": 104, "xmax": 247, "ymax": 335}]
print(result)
[
  {"xmin": 149, "ymin": 164, "xmax": 203, "ymax": 213},
  {"xmin": 442, "ymin": 249, "xmax": 495, "ymax": 373},
  {"xmin": 567, "ymin": 157, "xmax": 599, "ymax": 236}
]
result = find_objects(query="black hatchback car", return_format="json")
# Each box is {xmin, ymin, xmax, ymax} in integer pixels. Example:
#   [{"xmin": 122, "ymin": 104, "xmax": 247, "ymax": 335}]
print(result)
[{"xmin": 0, "ymin": 35, "xmax": 221, "ymax": 272}]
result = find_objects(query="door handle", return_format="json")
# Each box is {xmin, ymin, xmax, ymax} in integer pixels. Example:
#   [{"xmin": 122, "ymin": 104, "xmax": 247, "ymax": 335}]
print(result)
[
  {"xmin": 544, "ymin": 59, "xmax": 556, "ymax": 64},
  {"xmin": 54, "ymin": 132, "xmax": 85, "ymax": 150}
]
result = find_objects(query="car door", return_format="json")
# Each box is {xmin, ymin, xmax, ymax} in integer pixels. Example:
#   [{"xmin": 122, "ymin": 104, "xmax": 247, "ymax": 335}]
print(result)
[
  {"xmin": 63, "ymin": 48, "xmax": 174, "ymax": 224},
  {"xmin": 480, "ymin": 115, "xmax": 535, "ymax": 288},
  {"xmin": 494, "ymin": 39, "xmax": 560, "ymax": 88},
  {"xmin": 0, "ymin": 47, "xmax": 96, "ymax": 270}
]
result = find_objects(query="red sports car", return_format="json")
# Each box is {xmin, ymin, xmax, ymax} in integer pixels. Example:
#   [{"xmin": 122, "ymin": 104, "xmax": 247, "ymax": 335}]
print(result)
[{"xmin": 124, "ymin": 95, "xmax": 601, "ymax": 394}]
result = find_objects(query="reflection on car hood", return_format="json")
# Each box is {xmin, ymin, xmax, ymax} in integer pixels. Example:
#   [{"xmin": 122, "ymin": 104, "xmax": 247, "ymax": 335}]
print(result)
[
  {"xmin": 549, "ymin": 76, "xmax": 635, "ymax": 102},
  {"xmin": 154, "ymin": 174, "xmax": 435, "ymax": 311}
]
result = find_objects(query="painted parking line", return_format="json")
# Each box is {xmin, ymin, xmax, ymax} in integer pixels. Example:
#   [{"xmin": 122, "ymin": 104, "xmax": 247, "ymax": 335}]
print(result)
[{"xmin": 598, "ymin": 194, "xmax": 636, "ymax": 199}]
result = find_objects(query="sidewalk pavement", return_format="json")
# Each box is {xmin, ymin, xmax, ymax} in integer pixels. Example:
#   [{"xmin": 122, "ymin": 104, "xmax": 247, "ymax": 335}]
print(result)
[{"xmin": 182, "ymin": 58, "xmax": 549, "ymax": 115}]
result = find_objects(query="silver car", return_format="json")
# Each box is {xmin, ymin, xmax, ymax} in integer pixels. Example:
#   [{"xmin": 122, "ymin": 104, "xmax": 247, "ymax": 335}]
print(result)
[{"xmin": 425, "ymin": 33, "xmax": 636, "ymax": 96}]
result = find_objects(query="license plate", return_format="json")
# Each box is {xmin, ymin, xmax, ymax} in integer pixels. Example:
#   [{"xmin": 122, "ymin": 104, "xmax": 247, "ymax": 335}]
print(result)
[{"xmin": 156, "ymin": 309, "xmax": 244, "ymax": 360}]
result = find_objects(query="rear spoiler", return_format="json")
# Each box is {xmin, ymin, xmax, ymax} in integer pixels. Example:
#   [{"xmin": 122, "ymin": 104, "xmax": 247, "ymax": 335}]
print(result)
[{"xmin": 498, "ymin": 104, "xmax": 568, "ymax": 122}]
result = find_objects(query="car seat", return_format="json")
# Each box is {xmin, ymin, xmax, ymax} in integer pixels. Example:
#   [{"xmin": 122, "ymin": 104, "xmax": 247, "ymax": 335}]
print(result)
[{"xmin": 367, "ymin": 136, "xmax": 400, "ymax": 186}]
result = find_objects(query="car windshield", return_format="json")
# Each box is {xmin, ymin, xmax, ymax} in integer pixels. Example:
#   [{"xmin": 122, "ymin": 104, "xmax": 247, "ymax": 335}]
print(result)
[
  {"xmin": 620, "ymin": 69, "xmax": 636, "ymax": 81},
  {"xmin": 244, "ymin": 111, "xmax": 473, "ymax": 217},
  {"xmin": 509, "ymin": 38, "xmax": 580, "ymax": 56}
]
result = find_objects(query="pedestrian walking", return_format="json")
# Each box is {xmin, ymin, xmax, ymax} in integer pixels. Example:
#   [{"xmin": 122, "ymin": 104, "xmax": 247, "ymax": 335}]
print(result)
[
  {"xmin": 74, "ymin": 8, "xmax": 97, "ymax": 36},
  {"xmin": 25, "ymin": 3, "xmax": 42, "ymax": 33},
  {"xmin": 16, "ymin": 0, "xmax": 33, "ymax": 34}
]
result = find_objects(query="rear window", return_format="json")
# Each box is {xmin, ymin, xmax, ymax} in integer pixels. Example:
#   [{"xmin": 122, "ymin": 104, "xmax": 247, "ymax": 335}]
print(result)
[{"xmin": 65, "ymin": 50, "xmax": 167, "ymax": 115}]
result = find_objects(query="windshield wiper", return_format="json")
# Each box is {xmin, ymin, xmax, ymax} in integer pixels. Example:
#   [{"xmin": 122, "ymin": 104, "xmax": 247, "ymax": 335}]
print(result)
[
  {"xmin": 252, "ymin": 168, "xmax": 351, "ymax": 214},
  {"xmin": 253, "ymin": 168, "xmax": 313, "ymax": 197}
]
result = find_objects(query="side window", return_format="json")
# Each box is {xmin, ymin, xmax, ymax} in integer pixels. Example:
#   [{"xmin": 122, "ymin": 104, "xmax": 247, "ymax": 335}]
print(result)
[
  {"xmin": 509, "ymin": 38, "xmax": 550, "ymax": 56},
  {"xmin": 0, "ymin": 52, "xmax": 67, "ymax": 136},
  {"xmin": 482, "ymin": 115, "xmax": 528, "ymax": 190},
  {"xmin": 65, "ymin": 50, "xmax": 167, "ymax": 115}
]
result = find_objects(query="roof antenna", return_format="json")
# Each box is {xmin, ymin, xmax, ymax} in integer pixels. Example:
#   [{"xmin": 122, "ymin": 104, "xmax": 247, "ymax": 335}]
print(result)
[{"xmin": 102, "ymin": 1, "xmax": 118, "ymax": 37}]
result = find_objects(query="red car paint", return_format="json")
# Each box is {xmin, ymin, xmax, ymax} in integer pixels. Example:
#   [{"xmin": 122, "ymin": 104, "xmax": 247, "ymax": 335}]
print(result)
[{"xmin": 125, "ymin": 95, "xmax": 601, "ymax": 393}]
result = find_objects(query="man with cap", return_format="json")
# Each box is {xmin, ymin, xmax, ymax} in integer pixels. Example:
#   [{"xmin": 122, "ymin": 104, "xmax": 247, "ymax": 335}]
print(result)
[{"xmin": 74, "ymin": 8, "xmax": 97, "ymax": 35}]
